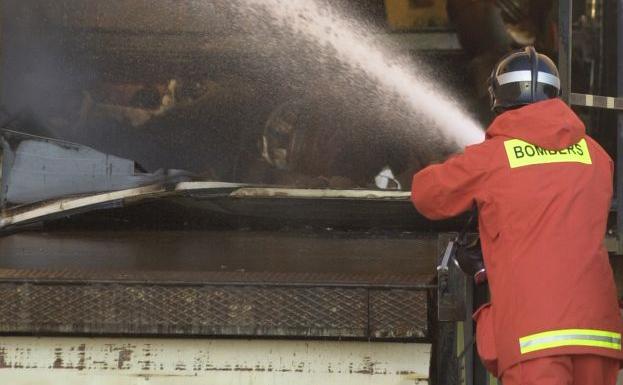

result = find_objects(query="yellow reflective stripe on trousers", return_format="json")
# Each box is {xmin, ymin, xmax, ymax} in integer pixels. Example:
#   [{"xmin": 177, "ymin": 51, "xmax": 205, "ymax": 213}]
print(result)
[
  {"xmin": 504, "ymin": 138, "xmax": 592, "ymax": 168},
  {"xmin": 519, "ymin": 329, "xmax": 622, "ymax": 354}
]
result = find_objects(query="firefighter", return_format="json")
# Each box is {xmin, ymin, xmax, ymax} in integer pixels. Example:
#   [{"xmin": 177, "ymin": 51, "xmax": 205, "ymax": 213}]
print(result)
[{"xmin": 411, "ymin": 46, "xmax": 623, "ymax": 384}]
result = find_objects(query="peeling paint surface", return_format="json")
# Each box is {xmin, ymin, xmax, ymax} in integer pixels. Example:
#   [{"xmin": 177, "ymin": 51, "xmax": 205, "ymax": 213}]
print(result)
[{"xmin": 0, "ymin": 337, "xmax": 430, "ymax": 384}]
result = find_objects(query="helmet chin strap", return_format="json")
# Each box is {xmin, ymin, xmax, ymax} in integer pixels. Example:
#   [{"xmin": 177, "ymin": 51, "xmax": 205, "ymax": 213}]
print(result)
[
  {"xmin": 487, "ymin": 70, "xmax": 496, "ymax": 111},
  {"xmin": 527, "ymin": 46, "xmax": 539, "ymax": 103}
]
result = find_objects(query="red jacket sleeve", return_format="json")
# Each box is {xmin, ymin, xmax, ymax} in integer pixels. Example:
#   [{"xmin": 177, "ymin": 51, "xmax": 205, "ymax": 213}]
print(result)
[{"xmin": 411, "ymin": 145, "xmax": 488, "ymax": 220}]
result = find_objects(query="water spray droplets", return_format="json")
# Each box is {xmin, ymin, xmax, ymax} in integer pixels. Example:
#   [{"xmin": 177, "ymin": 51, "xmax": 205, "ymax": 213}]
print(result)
[{"xmin": 203, "ymin": 0, "xmax": 485, "ymax": 148}]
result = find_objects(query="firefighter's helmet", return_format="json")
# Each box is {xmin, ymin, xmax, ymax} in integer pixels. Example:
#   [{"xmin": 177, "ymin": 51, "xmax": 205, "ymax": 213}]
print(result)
[{"xmin": 488, "ymin": 46, "xmax": 561, "ymax": 113}]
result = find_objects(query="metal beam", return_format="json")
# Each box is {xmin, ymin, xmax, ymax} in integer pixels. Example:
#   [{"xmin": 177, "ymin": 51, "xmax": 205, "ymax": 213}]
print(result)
[
  {"xmin": 570, "ymin": 93, "xmax": 623, "ymax": 110},
  {"xmin": 0, "ymin": 337, "xmax": 432, "ymax": 385},
  {"xmin": 558, "ymin": 0, "xmax": 573, "ymax": 102}
]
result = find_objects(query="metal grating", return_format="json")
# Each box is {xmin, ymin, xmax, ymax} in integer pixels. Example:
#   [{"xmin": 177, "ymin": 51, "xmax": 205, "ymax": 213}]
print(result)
[
  {"xmin": 0, "ymin": 282, "xmax": 428, "ymax": 339},
  {"xmin": 0, "ymin": 268, "xmax": 434, "ymax": 288},
  {"xmin": 369, "ymin": 289, "xmax": 428, "ymax": 339}
]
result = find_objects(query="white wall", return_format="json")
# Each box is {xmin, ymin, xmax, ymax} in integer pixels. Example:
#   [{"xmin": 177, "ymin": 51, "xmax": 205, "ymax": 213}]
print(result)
[{"xmin": 0, "ymin": 337, "xmax": 431, "ymax": 385}]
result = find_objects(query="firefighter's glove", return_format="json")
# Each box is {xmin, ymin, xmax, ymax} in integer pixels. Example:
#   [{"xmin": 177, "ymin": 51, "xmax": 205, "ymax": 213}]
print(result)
[{"xmin": 455, "ymin": 237, "xmax": 487, "ymax": 285}]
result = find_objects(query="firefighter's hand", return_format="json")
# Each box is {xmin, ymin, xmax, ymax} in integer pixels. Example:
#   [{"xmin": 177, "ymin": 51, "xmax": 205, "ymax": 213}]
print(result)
[{"xmin": 455, "ymin": 238, "xmax": 487, "ymax": 284}]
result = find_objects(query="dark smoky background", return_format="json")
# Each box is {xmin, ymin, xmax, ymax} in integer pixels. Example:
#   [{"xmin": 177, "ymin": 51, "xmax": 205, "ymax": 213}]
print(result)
[
  {"xmin": 0, "ymin": 0, "xmax": 613, "ymax": 191},
  {"xmin": 1, "ymin": 0, "xmax": 470, "ymax": 191}
]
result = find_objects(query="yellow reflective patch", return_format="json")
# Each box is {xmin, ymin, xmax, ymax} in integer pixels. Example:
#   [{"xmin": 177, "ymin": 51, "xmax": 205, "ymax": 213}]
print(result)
[
  {"xmin": 520, "ymin": 328, "xmax": 621, "ymax": 341},
  {"xmin": 504, "ymin": 138, "xmax": 592, "ymax": 168},
  {"xmin": 520, "ymin": 339, "xmax": 621, "ymax": 354},
  {"xmin": 519, "ymin": 328, "xmax": 622, "ymax": 355}
]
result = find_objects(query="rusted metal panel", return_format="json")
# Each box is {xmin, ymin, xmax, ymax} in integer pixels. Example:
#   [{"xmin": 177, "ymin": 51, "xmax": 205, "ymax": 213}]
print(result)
[
  {"xmin": 0, "ymin": 230, "xmax": 438, "ymax": 281},
  {"xmin": 0, "ymin": 337, "xmax": 431, "ymax": 384}
]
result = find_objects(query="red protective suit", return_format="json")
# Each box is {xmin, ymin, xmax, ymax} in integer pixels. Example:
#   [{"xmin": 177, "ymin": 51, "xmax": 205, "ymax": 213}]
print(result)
[
  {"xmin": 411, "ymin": 99, "xmax": 623, "ymax": 377},
  {"xmin": 501, "ymin": 355, "xmax": 620, "ymax": 385}
]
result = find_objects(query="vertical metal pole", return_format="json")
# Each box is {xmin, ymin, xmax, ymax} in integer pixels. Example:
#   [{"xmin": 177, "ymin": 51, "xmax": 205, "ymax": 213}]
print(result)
[
  {"xmin": 558, "ymin": 0, "xmax": 573, "ymax": 102},
  {"xmin": 464, "ymin": 280, "xmax": 474, "ymax": 385},
  {"xmin": 617, "ymin": 0, "xmax": 623, "ymax": 253},
  {"xmin": 472, "ymin": 282, "xmax": 491, "ymax": 384}
]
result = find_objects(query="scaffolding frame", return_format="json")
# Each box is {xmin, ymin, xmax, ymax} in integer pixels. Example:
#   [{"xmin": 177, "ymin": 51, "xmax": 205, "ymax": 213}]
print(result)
[{"xmin": 558, "ymin": 0, "xmax": 623, "ymax": 253}]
